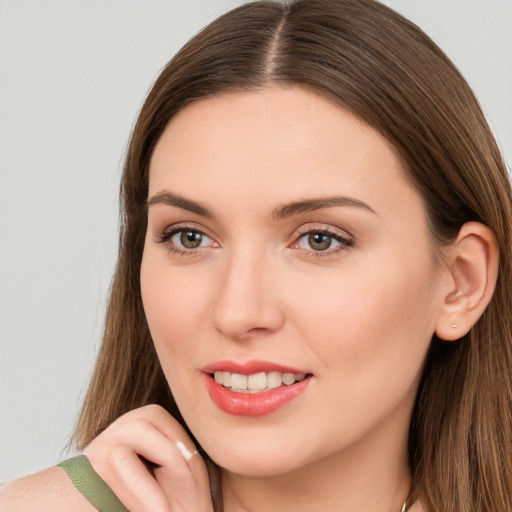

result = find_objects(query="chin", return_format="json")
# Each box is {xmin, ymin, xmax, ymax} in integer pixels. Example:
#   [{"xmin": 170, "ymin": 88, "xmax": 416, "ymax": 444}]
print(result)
[
  {"xmin": 201, "ymin": 436, "xmax": 312, "ymax": 477},
  {"xmin": 214, "ymin": 455, "xmax": 301, "ymax": 478}
]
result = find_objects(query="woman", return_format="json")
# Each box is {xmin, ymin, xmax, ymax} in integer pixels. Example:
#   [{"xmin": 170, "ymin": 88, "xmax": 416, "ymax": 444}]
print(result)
[{"xmin": 1, "ymin": 0, "xmax": 511, "ymax": 511}]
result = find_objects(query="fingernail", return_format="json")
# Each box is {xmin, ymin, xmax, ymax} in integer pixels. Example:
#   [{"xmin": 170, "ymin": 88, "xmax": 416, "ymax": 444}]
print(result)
[{"xmin": 176, "ymin": 441, "xmax": 194, "ymax": 461}]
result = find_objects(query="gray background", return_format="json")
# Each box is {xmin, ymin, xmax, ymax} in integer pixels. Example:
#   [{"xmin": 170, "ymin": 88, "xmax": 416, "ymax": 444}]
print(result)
[{"xmin": 1, "ymin": 0, "xmax": 511, "ymax": 481}]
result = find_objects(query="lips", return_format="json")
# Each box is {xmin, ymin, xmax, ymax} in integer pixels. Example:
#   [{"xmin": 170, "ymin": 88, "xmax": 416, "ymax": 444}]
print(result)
[{"xmin": 202, "ymin": 360, "xmax": 313, "ymax": 416}]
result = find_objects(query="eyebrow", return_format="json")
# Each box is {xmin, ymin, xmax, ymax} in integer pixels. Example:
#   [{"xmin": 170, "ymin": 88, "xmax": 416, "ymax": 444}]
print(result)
[
  {"xmin": 146, "ymin": 191, "xmax": 375, "ymax": 220},
  {"xmin": 146, "ymin": 191, "xmax": 213, "ymax": 217},
  {"xmin": 272, "ymin": 196, "xmax": 376, "ymax": 219}
]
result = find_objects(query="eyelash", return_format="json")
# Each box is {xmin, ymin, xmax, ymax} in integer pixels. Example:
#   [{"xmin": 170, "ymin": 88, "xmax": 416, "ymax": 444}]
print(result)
[
  {"xmin": 291, "ymin": 227, "xmax": 354, "ymax": 257},
  {"xmin": 157, "ymin": 224, "xmax": 217, "ymax": 256},
  {"xmin": 156, "ymin": 224, "xmax": 354, "ymax": 258}
]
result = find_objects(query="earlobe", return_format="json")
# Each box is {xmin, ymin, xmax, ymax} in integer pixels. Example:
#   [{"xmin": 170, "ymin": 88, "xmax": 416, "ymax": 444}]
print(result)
[{"xmin": 435, "ymin": 222, "xmax": 499, "ymax": 341}]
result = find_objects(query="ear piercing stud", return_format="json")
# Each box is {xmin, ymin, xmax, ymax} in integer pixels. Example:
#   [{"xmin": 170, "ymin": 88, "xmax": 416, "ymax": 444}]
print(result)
[{"xmin": 451, "ymin": 291, "xmax": 462, "ymax": 329}]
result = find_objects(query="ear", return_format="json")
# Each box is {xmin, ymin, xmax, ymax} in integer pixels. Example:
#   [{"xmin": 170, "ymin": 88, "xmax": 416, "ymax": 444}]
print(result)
[{"xmin": 435, "ymin": 222, "xmax": 499, "ymax": 341}]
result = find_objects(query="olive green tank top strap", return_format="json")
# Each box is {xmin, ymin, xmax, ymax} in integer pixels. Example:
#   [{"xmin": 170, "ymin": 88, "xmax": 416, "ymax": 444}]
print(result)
[{"xmin": 58, "ymin": 455, "xmax": 129, "ymax": 512}]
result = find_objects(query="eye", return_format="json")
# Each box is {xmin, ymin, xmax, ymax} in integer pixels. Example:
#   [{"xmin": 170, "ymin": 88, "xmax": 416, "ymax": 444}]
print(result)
[
  {"xmin": 157, "ymin": 226, "xmax": 217, "ymax": 254},
  {"xmin": 293, "ymin": 228, "xmax": 354, "ymax": 255},
  {"xmin": 300, "ymin": 232, "xmax": 338, "ymax": 251},
  {"xmin": 173, "ymin": 230, "xmax": 208, "ymax": 249}
]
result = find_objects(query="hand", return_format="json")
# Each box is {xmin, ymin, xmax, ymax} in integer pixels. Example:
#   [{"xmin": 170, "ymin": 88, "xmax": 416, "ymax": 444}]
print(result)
[{"xmin": 85, "ymin": 404, "xmax": 214, "ymax": 512}]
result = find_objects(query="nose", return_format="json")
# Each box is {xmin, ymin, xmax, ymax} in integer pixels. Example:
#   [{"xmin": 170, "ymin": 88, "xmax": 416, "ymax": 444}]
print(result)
[{"xmin": 210, "ymin": 247, "xmax": 285, "ymax": 341}]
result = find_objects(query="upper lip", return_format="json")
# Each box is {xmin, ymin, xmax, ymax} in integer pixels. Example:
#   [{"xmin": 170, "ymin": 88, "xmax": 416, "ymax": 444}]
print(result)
[{"xmin": 201, "ymin": 359, "xmax": 310, "ymax": 375}]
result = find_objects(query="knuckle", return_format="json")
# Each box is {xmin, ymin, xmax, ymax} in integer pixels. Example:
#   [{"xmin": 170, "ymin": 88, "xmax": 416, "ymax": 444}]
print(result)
[
  {"xmin": 105, "ymin": 448, "xmax": 131, "ymax": 472},
  {"xmin": 144, "ymin": 404, "xmax": 169, "ymax": 422}
]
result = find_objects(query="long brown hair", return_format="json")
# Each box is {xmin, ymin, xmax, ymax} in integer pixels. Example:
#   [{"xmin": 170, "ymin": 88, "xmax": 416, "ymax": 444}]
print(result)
[{"xmin": 74, "ymin": 1, "xmax": 512, "ymax": 510}]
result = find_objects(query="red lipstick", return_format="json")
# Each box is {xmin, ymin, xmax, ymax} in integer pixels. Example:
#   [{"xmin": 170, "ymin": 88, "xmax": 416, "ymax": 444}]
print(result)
[{"xmin": 201, "ymin": 360, "xmax": 312, "ymax": 417}]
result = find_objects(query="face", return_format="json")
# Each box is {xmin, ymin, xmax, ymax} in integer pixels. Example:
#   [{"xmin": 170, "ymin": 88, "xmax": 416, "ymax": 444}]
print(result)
[{"xmin": 141, "ymin": 87, "xmax": 447, "ymax": 477}]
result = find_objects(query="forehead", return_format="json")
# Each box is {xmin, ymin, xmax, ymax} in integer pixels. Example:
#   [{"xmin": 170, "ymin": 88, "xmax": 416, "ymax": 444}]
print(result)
[{"xmin": 148, "ymin": 86, "xmax": 418, "ymax": 219}]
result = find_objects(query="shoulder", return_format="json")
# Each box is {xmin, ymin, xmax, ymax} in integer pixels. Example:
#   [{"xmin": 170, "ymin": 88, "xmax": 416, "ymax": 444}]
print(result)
[{"xmin": 0, "ymin": 466, "xmax": 95, "ymax": 512}]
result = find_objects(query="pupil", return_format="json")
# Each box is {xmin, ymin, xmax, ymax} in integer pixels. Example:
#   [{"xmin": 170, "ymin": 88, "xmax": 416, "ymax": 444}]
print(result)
[
  {"xmin": 309, "ymin": 233, "xmax": 331, "ymax": 251},
  {"xmin": 181, "ymin": 231, "xmax": 201, "ymax": 248}
]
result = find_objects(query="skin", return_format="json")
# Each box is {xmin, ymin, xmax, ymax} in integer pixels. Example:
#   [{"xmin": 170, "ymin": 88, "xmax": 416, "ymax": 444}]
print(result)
[
  {"xmin": 139, "ymin": 86, "xmax": 449, "ymax": 511},
  {"xmin": 1, "ymin": 87, "xmax": 498, "ymax": 512}
]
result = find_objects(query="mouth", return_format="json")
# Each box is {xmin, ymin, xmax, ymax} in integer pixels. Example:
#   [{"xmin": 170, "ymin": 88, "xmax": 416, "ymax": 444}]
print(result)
[
  {"xmin": 202, "ymin": 361, "xmax": 313, "ymax": 416},
  {"xmin": 212, "ymin": 370, "xmax": 308, "ymax": 393}
]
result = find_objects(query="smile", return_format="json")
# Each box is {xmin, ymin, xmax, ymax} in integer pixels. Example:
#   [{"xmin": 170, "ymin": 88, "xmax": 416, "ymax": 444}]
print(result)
[
  {"xmin": 202, "ymin": 361, "xmax": 313, "ymax": 416},
  {"xmin": 213, "ymin": 371, "xmax": 307, "ymax": 393}
]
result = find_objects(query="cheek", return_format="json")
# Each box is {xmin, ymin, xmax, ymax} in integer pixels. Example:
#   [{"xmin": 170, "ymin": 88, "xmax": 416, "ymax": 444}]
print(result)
[
  {"xmin": 140, "ymin": 253, "xmax": 212, "ymax": 416},
  {"xmin": 140, "ymin": 251, "xmax": 208, "ymax": 362},
  {"xmin": 287, "ymin": 253, "xmax": 437, "ymax": 381},
  {"xmin": 278, "ymin": 255, "xmax": 438, "ymax": 452}
]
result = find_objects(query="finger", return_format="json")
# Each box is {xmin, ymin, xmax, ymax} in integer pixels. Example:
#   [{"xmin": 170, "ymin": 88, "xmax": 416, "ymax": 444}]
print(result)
[
  {"xmin": 107, "ymin": 405, "xmax": 199, "ymax": 463},
  {"xmin": 156, "ymin": 443, "xmax": 211, "ymax": 488},
  {"xmin": 97, "ymin": 448, "xmax": 171, "ymax": 512},
  {"xmin": 139, "ymin": 406, "xmax": 211, "ymax": 490},
  {"xmin": 180, "ymin": 446, "xmax": 212, "ymax": 490},
  {"xmin": 100, "ymin": 425, "xmax": 210, "ymax": 512},
  {"xmin": 88, "ymin": 417, "xmax": 192, "ymax": 480},
  {"xmin": 123, "ymin": 405, "xmax": 199, "ymax": 459},
  {"xmin": 112, "ymin": 405, "xmax": 207, "ymax": 485},
  {"xmin": 85, "ymin": 419, "xmax": 186, "ymax": 512},
  {"xmin": 85, "ymin": 405, "xmax": 213, "ymax": 511},
  {"xmin": 154, "ymin": 454, "xmax": 213, "ymax": 512},
  {"xmin": 117, "ymin": 410, "xmax": 212, "ymax": 509}
]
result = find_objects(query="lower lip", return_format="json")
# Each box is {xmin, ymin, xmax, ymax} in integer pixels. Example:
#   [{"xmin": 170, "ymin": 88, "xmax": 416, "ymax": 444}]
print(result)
[{"xmin": 204, "ymin": 374, "xmax": 311, "ymax": 416}]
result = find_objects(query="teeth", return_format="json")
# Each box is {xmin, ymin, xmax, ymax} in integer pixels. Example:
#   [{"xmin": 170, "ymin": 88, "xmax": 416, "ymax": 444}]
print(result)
[
  {"xmin": 267, "ymin": 371, "xmax": 282, "ymax": 389},
  {"xmin": 282, "ymin": 373, "xmax": 296, "ymax": 385},
  {"xmin": 222, "ymin": 371, "xmax": 231, "ymax": 387},
  {"xmin": 213, "ymin": 371, "xmax": 307, "ymax": 393},
  {"xmin": 230, "ymin": 373, "xmax": 247, "ymax": 390},
  {"xmin": 247, "ymin": 372, "xmax": 266, "ymax": 390}
]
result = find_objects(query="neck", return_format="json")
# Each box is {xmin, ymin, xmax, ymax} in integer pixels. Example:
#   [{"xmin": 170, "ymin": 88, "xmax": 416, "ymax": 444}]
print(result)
[{"xmin": 220, "ymin": 415, "xmax": 412, "ymax": 512}]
